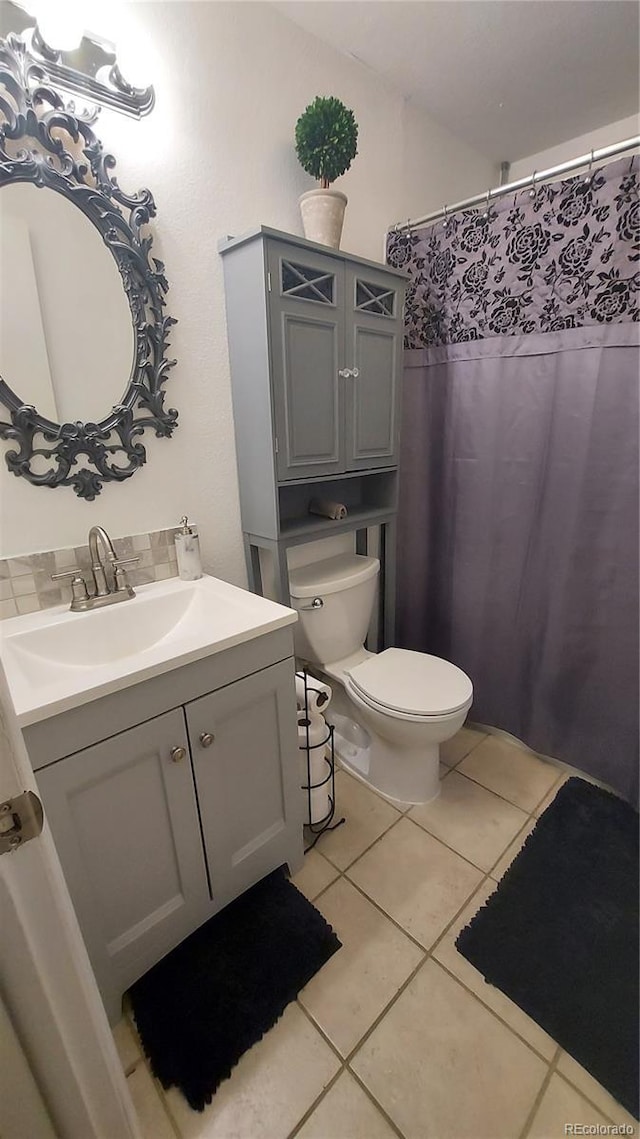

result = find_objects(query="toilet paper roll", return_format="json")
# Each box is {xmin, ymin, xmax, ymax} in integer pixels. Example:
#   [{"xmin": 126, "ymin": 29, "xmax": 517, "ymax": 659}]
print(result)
[
  {"xmin": 295, "ymin": 672, "xmax": 332, "ymax": 714},
  {"xmin": 298, "ymin": 711, "xmax": 331, "ymax": 825},
  {"xmin": 308, "ymin": 497, "xmax": 348, "ymax": 521}
]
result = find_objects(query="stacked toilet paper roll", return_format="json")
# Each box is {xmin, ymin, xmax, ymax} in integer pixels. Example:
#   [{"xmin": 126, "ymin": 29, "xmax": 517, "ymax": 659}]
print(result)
[
  {"xmin": 298, "ymin": 711, "xmax": 331, "ymax": 825},
  {"xmin": 295, "ymin": 672, "xmax": 332, "ymax": 715}
]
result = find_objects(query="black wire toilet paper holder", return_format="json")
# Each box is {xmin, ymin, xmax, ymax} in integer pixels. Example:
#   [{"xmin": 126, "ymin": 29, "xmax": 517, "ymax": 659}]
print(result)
[{"xmin": 298, "ymin": 668, "xmax": 345, "ymax": 852}]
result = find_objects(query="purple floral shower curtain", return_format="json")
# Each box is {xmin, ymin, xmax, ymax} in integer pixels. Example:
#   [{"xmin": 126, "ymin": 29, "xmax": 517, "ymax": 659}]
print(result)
[{"xmin": 387, "ymin": 156, "xmax": 639, "ymax": 803}]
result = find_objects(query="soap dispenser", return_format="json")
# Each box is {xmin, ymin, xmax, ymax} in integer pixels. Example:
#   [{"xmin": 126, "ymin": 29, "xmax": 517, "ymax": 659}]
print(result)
[{"xmin": 174, "ymin": 516, "xmax": 202, "ymax": 581}]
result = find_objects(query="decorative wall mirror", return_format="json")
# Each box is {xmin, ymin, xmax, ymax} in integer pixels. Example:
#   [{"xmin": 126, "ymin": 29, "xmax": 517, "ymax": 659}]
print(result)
[{"xmin": 0, "ymin": 7, "xmax": 178, "ymax": 499}]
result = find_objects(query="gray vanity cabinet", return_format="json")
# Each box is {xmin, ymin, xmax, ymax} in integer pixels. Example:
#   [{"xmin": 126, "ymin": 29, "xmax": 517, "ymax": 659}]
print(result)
[
  {"xmin": 186, "ymin": 659, "xmax": 301, "ymax": 909},
  {"xmin": 36, "ymin": 710, "xmax": 211, "ymax": 1007},
  {"xmin": 29, "ymin": 630, "xmax": 304, "ymax": 1024}
]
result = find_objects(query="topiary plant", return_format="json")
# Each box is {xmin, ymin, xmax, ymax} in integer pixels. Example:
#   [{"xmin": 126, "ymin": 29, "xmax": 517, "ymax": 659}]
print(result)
[{"xmin": 295, "ymin": 96, "xmax": 358, "ymax": 190}]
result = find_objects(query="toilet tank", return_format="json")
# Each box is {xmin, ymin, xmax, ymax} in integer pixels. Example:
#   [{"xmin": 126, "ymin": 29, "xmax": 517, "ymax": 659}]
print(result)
[{"xmin": 289, "ymin": 554, "xmax": 379, "ymax": 666}]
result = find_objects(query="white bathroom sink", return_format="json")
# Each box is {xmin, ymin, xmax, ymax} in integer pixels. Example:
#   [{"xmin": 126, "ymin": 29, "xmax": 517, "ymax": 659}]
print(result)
[{"xmin": 0, "ymin": 574, "xmax": 297, "ymax": 725}]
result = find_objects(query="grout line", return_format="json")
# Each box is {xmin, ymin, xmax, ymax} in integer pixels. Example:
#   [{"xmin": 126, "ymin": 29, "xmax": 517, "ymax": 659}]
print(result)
[
  {"xmin": 342, "ymin": 951, "xmax": 429, "ymax": 1066},
  {"xmin": 320, "ymin": 768, "xmax": 501, "ymax": 883},
  {"xmin": 285, "ymin": 1058, "xmax": 345, "ymax": 1139},
  {"xmin": 315, "ymin": 798, "xmax": 405, "ymax": 875},
  {"xmin": 451, "ymin": 762, "xmax": 560, "ymax": 815},
  {"xmin": 344, "ymin": 1068, "xmax": 407, "ymax": 1139},
  {"xmin": 484, "ymin": 816, "xmax": 537, "ymax": 882},
  {"xmin": 405, "ymin": 800, "xmax": 529, "ymax": 875},
  {"xmin": 351, "ymin": 809, "xmax": 489, "ymax": 876},
  {"xmin": 442, "ymin": 733, "xmax": 490, "ymax": 770},
  {"xmin": 552, "ymin": 1070, "xmax": 635, "ymax": 1129},
  {"xmin": 128, "ymin": 1059, "xmax": 182, "ymax": 1139},
  {"xmin": 431, "ymin": 957, "xmax": 556, "ymax": 1067},
  {"xmin": 517, "ymin": 1044, "xmax": 562, "ymax": 1139},
  {"xmin": 340, "ymin": 874, "xmax": 431, "ymax": 953},
  {"xmin": 295, "ymin": 998, "xmax": 348, "ymax": 1067},
  {"xmin": 149, "ymin": 1059, "xmax": 186, "ymax": 1139}
]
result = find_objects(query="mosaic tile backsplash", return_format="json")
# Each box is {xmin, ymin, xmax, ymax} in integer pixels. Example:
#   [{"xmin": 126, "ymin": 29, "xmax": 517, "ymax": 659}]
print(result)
[{"xmin": 0, "ymin": 528, "xmax": 179, "ymax": 620}]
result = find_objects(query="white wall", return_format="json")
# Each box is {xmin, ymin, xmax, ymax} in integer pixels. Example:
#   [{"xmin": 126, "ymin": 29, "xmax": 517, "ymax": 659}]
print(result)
[
  {"xmin": 508, "ymin": 113, "xmax": 639, "ymax": 181},
  {"xmin": 0, "ymin": 0, "xmax": 495, "ymax": 583}
]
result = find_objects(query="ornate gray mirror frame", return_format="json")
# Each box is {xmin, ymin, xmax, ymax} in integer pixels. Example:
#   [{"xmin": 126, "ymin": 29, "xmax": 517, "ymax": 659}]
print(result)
[{"xmin": 0, "ymin": 20, "xmax": 178, "ymax": 500}]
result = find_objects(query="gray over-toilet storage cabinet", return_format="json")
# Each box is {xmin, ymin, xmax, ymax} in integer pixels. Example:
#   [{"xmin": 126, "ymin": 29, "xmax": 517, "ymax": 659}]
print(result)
[{"xmin": 219, "ymin": 227, "xmax": 407, "ymax": 644}]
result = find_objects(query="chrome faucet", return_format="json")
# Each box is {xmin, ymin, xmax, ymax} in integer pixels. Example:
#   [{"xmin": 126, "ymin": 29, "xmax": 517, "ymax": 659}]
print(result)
[
  {"xmin": 52, "ymin": 525, "xmax": 139, "ymax": 612},
  {"xmin": 89, "ymin": 525, "xmax": 118, "ymax": 596}
]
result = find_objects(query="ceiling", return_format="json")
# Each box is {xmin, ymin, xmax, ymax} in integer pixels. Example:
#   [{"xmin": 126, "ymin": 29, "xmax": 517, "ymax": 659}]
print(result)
[{"xmin": 273, "ymin": 1, "xmax": 640, "ymax": 162}]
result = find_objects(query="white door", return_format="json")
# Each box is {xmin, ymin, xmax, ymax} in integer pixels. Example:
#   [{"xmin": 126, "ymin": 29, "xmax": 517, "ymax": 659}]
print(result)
[{"xmin": 0, "ymin": 662, "xmax": 140, "ymax": 1139}]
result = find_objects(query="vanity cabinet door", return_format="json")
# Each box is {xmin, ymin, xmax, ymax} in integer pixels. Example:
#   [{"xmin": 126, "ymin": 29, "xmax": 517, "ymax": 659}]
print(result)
[
  {"xmin": 36, "ymin": 710, "xmax": 210, "ymax": 1016},
  {"xmin": 343, "ymin": 264, "xmax": 403, "ymax": 470},
  {"xmin": 266, "ymin": 240, "xmax": 346, "ymax": 481},
  {"xmin": 186, "ymin": 659, "xmax": 303, "ymax": 909}
]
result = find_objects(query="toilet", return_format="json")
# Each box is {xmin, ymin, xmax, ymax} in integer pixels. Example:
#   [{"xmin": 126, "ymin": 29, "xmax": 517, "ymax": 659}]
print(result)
[{"xmin": 289, "ymin": 553, "xmax": 473, "ymax": 805}]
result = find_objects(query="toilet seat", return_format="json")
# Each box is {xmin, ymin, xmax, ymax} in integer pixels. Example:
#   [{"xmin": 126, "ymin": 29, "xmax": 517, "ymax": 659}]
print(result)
[{"xmin": 346, "ymin": 648, "xmax": 473, "ymax": 720}]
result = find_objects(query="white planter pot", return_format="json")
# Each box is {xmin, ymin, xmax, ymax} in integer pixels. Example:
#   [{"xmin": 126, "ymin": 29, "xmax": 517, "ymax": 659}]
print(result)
[{"xmin": 299, "ymin": 188, "xmax": 347, "ymax": 249}]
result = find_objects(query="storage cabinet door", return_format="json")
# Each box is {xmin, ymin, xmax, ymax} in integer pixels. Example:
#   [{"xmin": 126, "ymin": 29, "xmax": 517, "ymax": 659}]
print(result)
[
  {"xmin": 187, "ymin": 659, "xmax": 303, "ymax": 908},
  {"xmin": 344, "ymin": 266, "xmax": 404, "ymax": 470},
  {"xmin": 36, "ymin": 710, "xmax": 210, "ymax": 1000},
  {"xmin": 267, "ymin": 241, "xmax": 345, "ymax": 481}
]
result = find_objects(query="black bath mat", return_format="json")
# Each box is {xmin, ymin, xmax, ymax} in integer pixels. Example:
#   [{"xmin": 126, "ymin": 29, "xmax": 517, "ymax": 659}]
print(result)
[
  {"xmin": 129, "ymin": 869, "xmax": 341, "ymax": 1111},
  {"xmin": 456, "ymin": 777, "xmax": 639, "ymax": 1118}
]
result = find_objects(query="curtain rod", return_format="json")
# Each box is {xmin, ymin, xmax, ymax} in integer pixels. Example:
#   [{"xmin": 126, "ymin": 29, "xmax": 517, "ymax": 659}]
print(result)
[{"xmin": 390, "ymin": 135, "xmax": 640, "ymax": 234}]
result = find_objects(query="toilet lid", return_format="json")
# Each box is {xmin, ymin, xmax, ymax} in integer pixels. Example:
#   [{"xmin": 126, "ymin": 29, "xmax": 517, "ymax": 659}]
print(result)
[{"xmin": 347, "ymin": 648, "xmax": 473, "ymax": 717}]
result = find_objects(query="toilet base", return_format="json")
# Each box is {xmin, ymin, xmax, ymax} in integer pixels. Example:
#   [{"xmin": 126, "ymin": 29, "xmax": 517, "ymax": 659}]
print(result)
[{"xmin": 330, "ymin": 709, "xmax": 442, "ymax": 806}]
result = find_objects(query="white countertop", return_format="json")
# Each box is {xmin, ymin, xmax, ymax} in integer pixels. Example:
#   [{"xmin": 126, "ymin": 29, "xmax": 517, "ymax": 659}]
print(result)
[{"xmin": 0, "ymin": 574, "xmax": 297, "ymax": 726}]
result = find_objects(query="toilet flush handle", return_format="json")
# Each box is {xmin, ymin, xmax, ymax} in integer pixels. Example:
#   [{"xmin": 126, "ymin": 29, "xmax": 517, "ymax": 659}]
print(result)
[{"xmin": 298, "ymin": 597, "xmax": 324, "ymax": 611}]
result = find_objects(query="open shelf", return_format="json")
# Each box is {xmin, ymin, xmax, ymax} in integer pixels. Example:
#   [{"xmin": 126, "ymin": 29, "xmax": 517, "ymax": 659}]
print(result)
[
  {"xmin": 279, "ymin": 505, "xmax": 395, "ymax": 541},
  {"xmin": 277, "ymin": 470, "xmax": 398, "ymax": 541}
]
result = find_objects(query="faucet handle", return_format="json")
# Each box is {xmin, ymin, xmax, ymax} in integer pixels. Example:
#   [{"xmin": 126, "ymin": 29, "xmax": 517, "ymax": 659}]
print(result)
[
  {"xmin": 112, "ymin": 556, "xmax": 138, "ymax": 595},
  {"xmin": 51, "ymin": 570, "xmax": 89, "ymax": 603}
]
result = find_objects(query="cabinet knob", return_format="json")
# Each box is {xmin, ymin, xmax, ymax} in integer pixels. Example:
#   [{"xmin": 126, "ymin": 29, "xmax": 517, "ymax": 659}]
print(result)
[
  {"xmin": 351, "ymin": 367, "xmax": 360, "ymax": 378},
  {"xmin": 338, "ymin": 368, "xmax": 352, "ymax": 378},
  {"xmin": 170, "ymin": 746, "xmax": 186, "ymax": 763},
  {"xmin": 199, "ymin": 732, "xmax": 215, "ymax": 748}
]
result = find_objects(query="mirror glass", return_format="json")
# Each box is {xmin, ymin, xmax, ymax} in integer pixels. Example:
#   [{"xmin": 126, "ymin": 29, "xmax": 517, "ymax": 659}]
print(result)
[{"xmin": 0, "ymin": 183, "xmax": 134, "ymax": 424}]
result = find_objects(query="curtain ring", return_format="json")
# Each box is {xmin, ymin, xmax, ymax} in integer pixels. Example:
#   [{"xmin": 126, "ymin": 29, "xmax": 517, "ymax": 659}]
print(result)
[
  {"xmin": 482, "ymin": 188, "xmax": 492, "ymax": 220},
  {"xmin": 529, "ymin": 170, "xmax": 537, "ymax": 199},
  {"xmin": 584, "ymin": 149, "xmax": 594, "ymax": 186}
]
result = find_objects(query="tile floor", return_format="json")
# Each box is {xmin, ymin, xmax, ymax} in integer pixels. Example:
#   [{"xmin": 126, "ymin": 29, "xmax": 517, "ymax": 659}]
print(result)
[{"xmin": 114, "ymin": 727, "xmax": 638, "ymax": 1139}]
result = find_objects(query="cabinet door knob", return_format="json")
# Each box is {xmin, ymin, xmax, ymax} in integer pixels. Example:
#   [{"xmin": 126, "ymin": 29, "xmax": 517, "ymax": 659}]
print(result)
[
  {"xmin": 351, "ymin": 366, "xmax": 360, "ymax": 378},
  {"xmin": 337, "ymin": 368, "xmax": 352, "ymax": 378},
  {"xmin": 170, "ymin": 746, "xmax": 186, "ymax": 763},
  {"xmin": 199, "ymin": 732, "xmax": 215, "ymax": 748}
]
